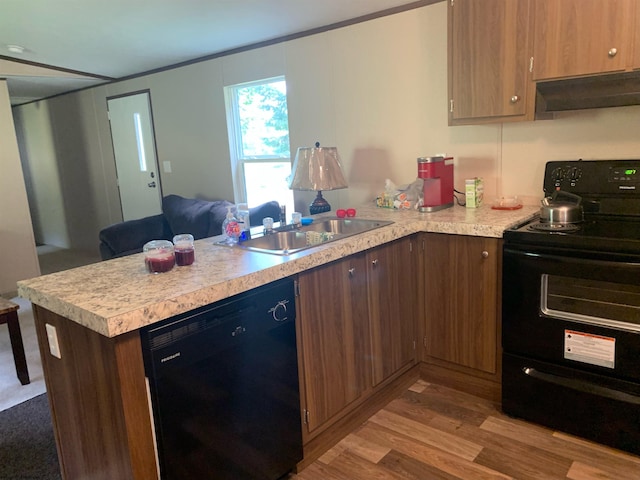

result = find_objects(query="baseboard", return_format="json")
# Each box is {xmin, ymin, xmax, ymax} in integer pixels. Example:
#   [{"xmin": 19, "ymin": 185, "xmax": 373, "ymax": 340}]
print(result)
[
  {"xmin": 1, "ymin": 290, "xmax": 18, "ymax": 300},
  {"xmin": 419, "ymin": 360, "xmax": 501, "ymax": 403}
]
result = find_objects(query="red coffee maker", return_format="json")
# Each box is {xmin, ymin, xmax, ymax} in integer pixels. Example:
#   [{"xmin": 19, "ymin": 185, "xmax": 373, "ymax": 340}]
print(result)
[{"xmin": 417, "ymin": 155, "xmax": 454, "ymax": 212}]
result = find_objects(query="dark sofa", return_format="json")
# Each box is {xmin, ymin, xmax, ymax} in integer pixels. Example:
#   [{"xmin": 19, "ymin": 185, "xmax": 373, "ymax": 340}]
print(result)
[{"xmin": 99, "ymin": 194, "xmax": 280, "ymax": 260}]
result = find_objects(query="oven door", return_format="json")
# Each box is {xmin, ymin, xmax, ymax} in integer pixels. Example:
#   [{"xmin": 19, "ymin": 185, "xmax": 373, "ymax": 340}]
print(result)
[
  {"xmin": 502, "ymin": 244, "xmax": 640, "ymax": 455},
  {"xmin": 502, "ymin": 244, "xmax": 640, "ymax": 383}
]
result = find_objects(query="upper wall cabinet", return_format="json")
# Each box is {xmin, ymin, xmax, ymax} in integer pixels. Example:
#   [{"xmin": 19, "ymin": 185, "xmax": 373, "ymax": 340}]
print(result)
[
  {"xmin": 532, "ymin": 0, "xmax": 636, "ymax": 81},
  {"xmin": 448, "ymin": 0, "xmax": 534, "ymax": 125}
]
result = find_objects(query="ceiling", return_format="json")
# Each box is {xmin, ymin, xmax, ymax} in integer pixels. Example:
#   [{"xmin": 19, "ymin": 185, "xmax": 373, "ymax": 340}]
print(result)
[{"xmin": 1, "ymin": 0, "xmax": 426, "ymax": 106}]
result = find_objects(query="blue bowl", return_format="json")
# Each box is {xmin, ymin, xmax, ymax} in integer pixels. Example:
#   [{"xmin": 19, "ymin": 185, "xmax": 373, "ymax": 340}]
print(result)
[{"xmin": 301, "ymin": 217, "xmax": 313, "ymax": 226}]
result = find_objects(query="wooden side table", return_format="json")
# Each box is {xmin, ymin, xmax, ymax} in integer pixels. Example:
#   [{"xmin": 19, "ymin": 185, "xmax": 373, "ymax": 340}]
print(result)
[{"xmin": 0, "ymin": 298, "xmax": 30, "ymax": 385}]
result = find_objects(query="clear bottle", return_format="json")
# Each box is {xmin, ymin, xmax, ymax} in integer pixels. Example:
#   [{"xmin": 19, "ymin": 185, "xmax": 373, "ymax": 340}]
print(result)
[
  {"xmin": 236, "ymin": 203, "xmax": 251, "ymax": 241},
  {"xmin": 222, "ymin": 206, "xmax": 240, "ymax": 245}
]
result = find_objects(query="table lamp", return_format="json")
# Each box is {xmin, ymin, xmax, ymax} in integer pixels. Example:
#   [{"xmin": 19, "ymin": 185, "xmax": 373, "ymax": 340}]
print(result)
[{"xmin": 288, "ymin": 142, "xmax": 348, "ymax": 214}]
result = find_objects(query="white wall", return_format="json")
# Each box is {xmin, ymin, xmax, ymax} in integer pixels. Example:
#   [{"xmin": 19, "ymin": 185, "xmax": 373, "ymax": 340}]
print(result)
[
  {"xmin": 0, "ymin": 80, "xmax": 40, "ymax": 296},
  {"xmin": 12, "ymin": 2, "xmax": 640, "ymax": 255},
  {"xmin": 13, "ymin": 100, "xmax": 68, "ymax": 247},
  {"xmin": 502, "ymin": 106, "xmax": 640, "ymax": 204}
]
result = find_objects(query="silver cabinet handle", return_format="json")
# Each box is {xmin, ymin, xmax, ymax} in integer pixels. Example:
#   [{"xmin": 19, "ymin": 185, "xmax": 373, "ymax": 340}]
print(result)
[
  {"xmin": 348, "ymin": 267, "xmax": 355, "ymax": 277},
  {"xmin": 608, "ymin": 47, "xmax": 618, "ymax": 57},
  {"xmin": 481, "ymin": 251, "xmax": 489, "ymax": 259},
  {"xmin": 510, "ymin": 95, "xmax": 520, "ymax": 104}
]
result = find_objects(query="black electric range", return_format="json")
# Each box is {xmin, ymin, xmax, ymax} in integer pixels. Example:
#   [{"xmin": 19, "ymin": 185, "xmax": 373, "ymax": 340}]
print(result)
[{"xmin": 501, "ymin": 159, "xmax": 640, "ymax": 456}]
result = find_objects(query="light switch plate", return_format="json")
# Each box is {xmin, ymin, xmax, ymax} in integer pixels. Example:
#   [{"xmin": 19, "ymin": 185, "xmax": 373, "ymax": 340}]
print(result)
[
  {"xmin": 163, "ymin": 161, "xmax": 172, "ymax": 173},
  {"xmin": 45, "ymin": 323, "xmax": 62, "ymax": 359}
]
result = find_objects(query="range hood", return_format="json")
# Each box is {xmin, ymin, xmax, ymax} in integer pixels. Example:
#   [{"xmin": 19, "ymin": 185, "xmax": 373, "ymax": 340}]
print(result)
[{"xmin": 535, "ymin": 71, "xmax": 640, "ymax": 114}]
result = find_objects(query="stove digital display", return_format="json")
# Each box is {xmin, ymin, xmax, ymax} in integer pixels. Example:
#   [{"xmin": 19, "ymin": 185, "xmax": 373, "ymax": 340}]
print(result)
[{"xmin": 610, "ymin": 166, "xmax": 640, "ymax": 183}]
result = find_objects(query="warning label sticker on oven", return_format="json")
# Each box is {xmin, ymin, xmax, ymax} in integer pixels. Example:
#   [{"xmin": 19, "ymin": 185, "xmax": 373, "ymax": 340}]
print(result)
[{"xmin": 564, "ymin": 330, "xmax": 615, "ymax": 369}]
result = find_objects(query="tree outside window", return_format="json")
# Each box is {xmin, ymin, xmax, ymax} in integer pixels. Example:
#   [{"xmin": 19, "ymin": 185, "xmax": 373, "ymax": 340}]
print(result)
[{"xmin": 225, "ymin": 77, "xmax": 294, "ymax": 216}]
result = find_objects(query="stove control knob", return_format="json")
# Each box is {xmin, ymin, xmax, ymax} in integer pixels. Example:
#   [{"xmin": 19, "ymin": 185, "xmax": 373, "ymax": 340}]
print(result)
[
  {"xmin": 569, "ymin": 167, "xmax": 582, "ymax": 186},
  {"xmin": 552, "ymin": 167, "xmax": 565, "ymax": 186}
]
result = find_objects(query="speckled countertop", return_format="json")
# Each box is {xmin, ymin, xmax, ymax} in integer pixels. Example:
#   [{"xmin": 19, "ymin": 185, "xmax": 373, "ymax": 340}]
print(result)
[{"xmin": 17, "ymin": 203, "xmax": 538, "ymax": 337}]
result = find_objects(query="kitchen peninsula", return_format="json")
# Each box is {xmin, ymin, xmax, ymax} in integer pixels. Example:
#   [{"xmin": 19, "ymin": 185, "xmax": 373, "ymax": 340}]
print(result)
[{"xmin": 18, "ymin": 203, "xmax": 537, "ymax": 480}]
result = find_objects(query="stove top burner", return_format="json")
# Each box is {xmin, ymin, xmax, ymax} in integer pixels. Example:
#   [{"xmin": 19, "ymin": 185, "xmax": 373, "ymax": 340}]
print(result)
[
  {"xmin": 506, "ymin": 214, "xmax": 640, "ymax": 255},
  {"xmin": 528, "ymin": 222, "xmax": 581, "ymax": 233}
]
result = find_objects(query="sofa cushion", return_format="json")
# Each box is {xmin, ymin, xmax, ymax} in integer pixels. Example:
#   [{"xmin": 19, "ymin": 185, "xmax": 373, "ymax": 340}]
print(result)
[
  {"xmin": 98, "ymin": 214, "xmax": 172, "ymax": 260},
  {"xmin": 248, "ymin": 201, "xmax": 280, "ymax": 227},
  {"xmin": 163, "ymin": 195, "xmax": 231, "ymax": 240}
]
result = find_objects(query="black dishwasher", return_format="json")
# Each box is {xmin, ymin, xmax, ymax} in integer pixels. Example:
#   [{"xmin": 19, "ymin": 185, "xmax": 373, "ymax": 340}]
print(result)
[{"xmin": 140, "ymin": 278, "xmax": 302, "ymax": 480}]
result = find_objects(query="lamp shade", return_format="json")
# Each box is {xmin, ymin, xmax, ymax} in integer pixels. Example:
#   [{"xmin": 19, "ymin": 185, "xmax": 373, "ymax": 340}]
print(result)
[{"xmin": 288, "ymin": 143, "xmax": 348, "ymax": 191}]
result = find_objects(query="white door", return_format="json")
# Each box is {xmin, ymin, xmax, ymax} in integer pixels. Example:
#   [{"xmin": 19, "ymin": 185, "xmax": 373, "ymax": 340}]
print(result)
[{"xmin": 107, "ymin": 92, "xmax": 162, "ymax": 221}]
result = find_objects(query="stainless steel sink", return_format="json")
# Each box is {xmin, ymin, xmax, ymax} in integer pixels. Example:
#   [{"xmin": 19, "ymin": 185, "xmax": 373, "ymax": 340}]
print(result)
[{"xmin": 220, "ymin": 218, "xmax": 393, "ymax": 255}]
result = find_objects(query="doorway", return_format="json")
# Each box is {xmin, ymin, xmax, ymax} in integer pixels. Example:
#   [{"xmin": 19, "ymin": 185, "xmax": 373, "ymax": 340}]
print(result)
[{"xmin": 107, "ymin": 91, "xmax": 162, "ymax": 221}]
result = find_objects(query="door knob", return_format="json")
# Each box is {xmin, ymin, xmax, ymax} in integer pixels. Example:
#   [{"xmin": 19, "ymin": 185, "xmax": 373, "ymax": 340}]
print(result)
[
  {"xmin": 481, "ymin": 251, "xmax": 489, "ymax": 259},
  {"xmin": 348, "ymin": 267, "xmax": 356, "ymax": 277},
  {"xmin": 608, "ymin": 47, "xmax": 618, "ymax": 57},
  {"xmin": 148, "ymin": 181, "xmax": 156, "ymax": 188}
]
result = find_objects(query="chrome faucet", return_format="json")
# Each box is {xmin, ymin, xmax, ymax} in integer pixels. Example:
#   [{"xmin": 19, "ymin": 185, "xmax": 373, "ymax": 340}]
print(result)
[{"xmin": 279, "ymin": 205, "xmax": 286, "ymax": 225}]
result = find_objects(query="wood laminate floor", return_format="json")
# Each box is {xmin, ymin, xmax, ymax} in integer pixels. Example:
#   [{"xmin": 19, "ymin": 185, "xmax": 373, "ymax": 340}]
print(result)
[{"xmin": 292, "ymin": 380, "xmax": 640, "ymax": 480}]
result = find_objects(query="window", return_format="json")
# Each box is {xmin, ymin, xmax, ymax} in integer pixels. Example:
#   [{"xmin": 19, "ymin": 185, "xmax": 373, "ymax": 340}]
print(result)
[{"xmin": 225, "ymin": 77, "xmax": 294, "ymax": 214}]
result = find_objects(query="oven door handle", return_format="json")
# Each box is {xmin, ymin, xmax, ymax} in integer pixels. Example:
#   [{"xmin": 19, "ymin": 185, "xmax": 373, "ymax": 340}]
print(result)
[
  {"xmin": 504, "ymin": 247, "xmax": 640, "ymax": 269},
  {"xmin": 522, "ymin": 367, "xmax": 640, "ymax": 405}
]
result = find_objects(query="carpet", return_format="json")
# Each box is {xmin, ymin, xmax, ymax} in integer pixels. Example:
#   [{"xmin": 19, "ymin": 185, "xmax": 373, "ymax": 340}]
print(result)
[{"xmin": 0, "ymin": 393, "xmax": 61, "ymax": 480}]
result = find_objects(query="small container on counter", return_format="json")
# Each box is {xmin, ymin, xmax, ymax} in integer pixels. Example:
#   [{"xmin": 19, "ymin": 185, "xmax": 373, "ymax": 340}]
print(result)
[
  {"xmin": 236, "ymin": 203, "xmax": 251, "ymax": 241},
  {"xmin": 263, "ymin": 216, "xmax": 274, "ymax": 234},
  {"xmin": 143, "ymin": 240, "xmax": 175, "ymax": 273},
  {"xmin": 173, "ymin": 234, "xmax": 195, "ymax": 266},
  {"xmin": 465, "ymin": 177, "xmax": 484, "ymax": 208}
]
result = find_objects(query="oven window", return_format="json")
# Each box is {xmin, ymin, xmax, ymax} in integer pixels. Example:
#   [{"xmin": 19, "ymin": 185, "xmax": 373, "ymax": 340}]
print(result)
[{"xmin": 541, "ymin": 275, "xmax": 640, "ymax": 332}]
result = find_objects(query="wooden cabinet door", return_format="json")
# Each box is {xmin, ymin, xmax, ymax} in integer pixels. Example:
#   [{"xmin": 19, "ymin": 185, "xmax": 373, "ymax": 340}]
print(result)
[
  {"xmin": 635, "ymin": 3, "xmax": 640, "ymax": 69},
  {"xmin": 368, "ymin": 237, "xmax": 416, "ymax": 386},
  {"xmin": 533, "ymin": 0, "xmax": 634, "ymax": 80},
  {"xmin": 449, "ymin": 0, "xmax": 533, "ymax": 124},
  {"xmin": 297, "ymin": 254, "xmax": 370, "ymax": 434},
  {"xmin": 423, "ymin": 233, "xmax": 499, "ymax": 374}
]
